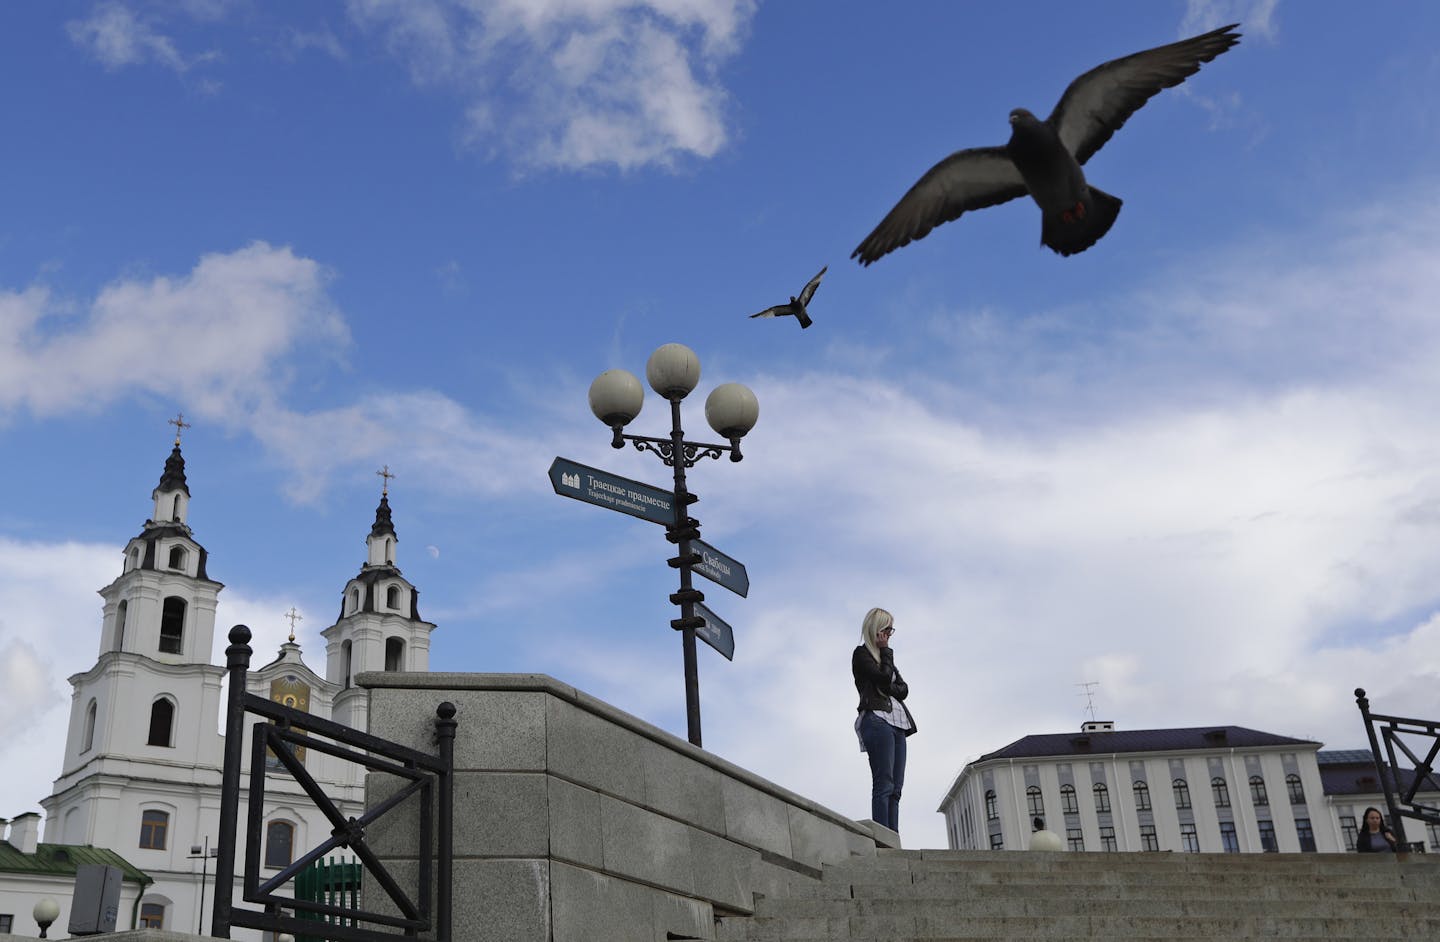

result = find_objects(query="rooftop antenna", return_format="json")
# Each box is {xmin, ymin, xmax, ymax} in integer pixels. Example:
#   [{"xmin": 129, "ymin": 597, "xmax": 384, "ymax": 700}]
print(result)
[{"xmin": 1076, "ymin": 681, "xmax": 1100, "ymax": 723}]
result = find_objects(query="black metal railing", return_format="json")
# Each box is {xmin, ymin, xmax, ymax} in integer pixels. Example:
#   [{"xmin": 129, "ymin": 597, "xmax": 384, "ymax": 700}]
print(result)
[
  {"xmin": 212, "ymin": 625, "xmax": 455, "ymax": 942},
  {"xmin": 1355, "ymin": 687, "xmax": 1440, "ymax": 850}
]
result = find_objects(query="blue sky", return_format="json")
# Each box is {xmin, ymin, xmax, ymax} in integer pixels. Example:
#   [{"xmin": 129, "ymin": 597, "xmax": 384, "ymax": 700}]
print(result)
[{"xmin": 3, "ymin": 0, "xmax": 1440, "ymax": 851}]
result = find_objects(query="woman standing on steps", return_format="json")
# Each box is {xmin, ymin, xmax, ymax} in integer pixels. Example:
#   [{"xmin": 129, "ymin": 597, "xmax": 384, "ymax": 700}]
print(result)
[
  {"xmin": 852, "ymin": 607, "xmax": 916, "ymax": 835},
  {"xmin": 1355, "ymin": 806, "xmax": 1398, "ymax": 852}
]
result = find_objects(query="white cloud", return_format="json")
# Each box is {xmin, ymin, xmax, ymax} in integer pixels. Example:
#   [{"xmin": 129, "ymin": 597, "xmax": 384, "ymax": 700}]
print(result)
[
  {"xmin": 0, "ymin": 242, "xmax": 348, "ymax": 421},
  {"xmin": 1183, "ymin": 0, "xmax": 1280, "ymax": 40},
  {"xmin": 66, "ymin": 1, "xmax": 222, "ymax": 74},
  {"xmin": 346, "ymin": 0, "xmax": 754, "ymax": 170},
  {"xmin": 0, "ymin": 539, "xmax": 118, "ymax": 821}
]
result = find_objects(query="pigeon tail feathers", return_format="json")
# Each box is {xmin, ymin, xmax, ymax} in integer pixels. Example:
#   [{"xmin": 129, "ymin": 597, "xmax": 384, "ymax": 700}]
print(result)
[
  {"xmin": 797, "ymin": 309, "xmax": 813, "ymax": 329},
  {"xmin": 1041, "ymin": 186, "xmax": 1122, "ymax": 256}
]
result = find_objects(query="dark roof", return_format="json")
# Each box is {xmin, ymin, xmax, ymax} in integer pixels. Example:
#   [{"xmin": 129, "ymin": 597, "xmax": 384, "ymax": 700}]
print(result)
[
  {"xmin": 977, "ymin": 725, "xmax": 1320, "ymax": 763},
  {"xmin": 370, "ymin": 493, "xmax": 396, "ymax": 539},
  {"xmin": 155, "ymin": 444, "xmax": 190, "ymax": 496},
  {"xmin": 0, "ymin": 842, "xmax": 151, "ymax": 885},
  {"xmin": 1315, "ymin": 750, "xmax": 1440, "ymax": 797}
]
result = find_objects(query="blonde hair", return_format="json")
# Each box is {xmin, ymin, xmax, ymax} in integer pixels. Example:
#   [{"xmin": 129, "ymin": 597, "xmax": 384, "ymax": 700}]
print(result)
[{"xmin": 860, "ymin": 607, "xmax": 893, "ymax": 664}]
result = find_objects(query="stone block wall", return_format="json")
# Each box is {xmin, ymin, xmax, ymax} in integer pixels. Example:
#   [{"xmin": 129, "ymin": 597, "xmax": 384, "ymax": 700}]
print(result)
[{"xmin": 357, "ymin": 672, "xmax": 881, "ymax": 942}]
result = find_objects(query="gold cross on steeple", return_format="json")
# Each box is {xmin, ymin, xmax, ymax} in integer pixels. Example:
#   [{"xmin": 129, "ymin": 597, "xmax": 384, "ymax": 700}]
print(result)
[
  {"xmin": 169, "ymin": 412, "xmax": 192, "ymax": 446},
  {"xmin": 284, "ymin": 607, "xmax": 303, "ymax": 643},
  {"xmin": 376, "ymin": 465, "xmax": 395, "ymax": 497}
]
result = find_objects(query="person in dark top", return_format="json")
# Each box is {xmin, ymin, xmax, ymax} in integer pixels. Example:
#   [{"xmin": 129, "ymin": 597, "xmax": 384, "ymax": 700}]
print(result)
[
  {"xmin": 1355, "ymin": 806, "xmax": 1398, "ymax": 852},
  {"xmin": 852, "ymin": 607, "xmax": 916, "ymax": 834}
]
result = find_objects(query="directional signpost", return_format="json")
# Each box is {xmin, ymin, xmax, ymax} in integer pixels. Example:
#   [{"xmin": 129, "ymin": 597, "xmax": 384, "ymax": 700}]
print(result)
[
  {"xmin": 691, "ymin": 538, "xmax": 749, "ymax": 598},
  {"xmin": 692, "ymin": 602, "xmax": 735, "ymax": 661},
  {"xmin": 548, "ymin": 457, "xmax": 673, "ymax": 526},
  {"xmin": 550, "ymin": 447, "xmax": 751, "ymax": 746}
]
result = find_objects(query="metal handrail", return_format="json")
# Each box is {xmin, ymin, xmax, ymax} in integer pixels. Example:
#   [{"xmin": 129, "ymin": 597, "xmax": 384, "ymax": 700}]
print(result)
[
  {"xmin": 1355, "ymin": 687, "xmax": 1440, "ymax": 849},
  {"xmin": 211, "ymin": 625, "xmax": 455, "ymax": 941}
]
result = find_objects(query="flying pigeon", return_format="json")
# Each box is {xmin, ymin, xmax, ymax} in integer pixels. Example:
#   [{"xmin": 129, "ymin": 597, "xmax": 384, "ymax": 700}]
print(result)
[
  {"xmin": 852, "ymin": 24, "xmax": 1241, "ymax": 265},
  {"xmin": 749, "ymin": 266, "xmax": 827, "ymax": 329}
]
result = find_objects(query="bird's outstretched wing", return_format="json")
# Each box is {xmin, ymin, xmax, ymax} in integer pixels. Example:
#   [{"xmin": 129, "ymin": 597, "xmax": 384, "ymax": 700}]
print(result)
[
  {"xmin": 1049, "ymin": 23, "xmax": 1241, "ymax": 166},
  {"xmin": 796, "ymin": 266, "xmax": 827, "ymax": 307},
  {"xmin": 852, "ymin": 147, "xmax": 1026, "ymax": 266},
  {"xmin": 749, "ymin": 305, "xmax": 789, "ymax": 319}
]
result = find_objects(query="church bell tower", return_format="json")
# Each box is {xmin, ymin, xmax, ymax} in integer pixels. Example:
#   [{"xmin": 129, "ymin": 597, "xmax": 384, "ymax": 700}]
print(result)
[{"xmin": 321, "ymin": 467, "xmax": 436, "ymax": 731}]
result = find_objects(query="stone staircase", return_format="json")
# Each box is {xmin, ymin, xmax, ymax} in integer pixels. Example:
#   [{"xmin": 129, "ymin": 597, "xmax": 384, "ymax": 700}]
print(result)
[{"xmin": 713, "ymin": 849, "xmax": 1440, "ymax": 941}]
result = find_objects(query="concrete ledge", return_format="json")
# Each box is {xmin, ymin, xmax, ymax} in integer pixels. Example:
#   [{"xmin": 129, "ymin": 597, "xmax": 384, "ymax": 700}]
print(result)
[
  {"xmin": 361, "ymin": 672, "xmax": 881, "ymax": 941},
  {"xmin": 358, "ymin": 671, "xmax": 869, "ymax": 840}
]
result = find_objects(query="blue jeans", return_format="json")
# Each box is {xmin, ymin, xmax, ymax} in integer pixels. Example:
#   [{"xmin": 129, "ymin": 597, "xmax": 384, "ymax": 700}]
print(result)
[{"xmin": 860, "ymin": 712, "xmax": 907, "ymax": 833}]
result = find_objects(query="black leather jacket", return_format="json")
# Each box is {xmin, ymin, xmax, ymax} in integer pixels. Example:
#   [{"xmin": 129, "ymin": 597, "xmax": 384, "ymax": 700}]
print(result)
[{"xmin": 852, "ymin": 645, "xmax": 917, "ymax": 735}]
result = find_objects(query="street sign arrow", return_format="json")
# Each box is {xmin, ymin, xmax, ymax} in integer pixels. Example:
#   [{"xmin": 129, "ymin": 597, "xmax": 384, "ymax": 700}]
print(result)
[
  {"xmin": 549, "ymin": 457, "xmax": 674, "ymax": 526},
  {"xmin": 692, "ymin": 602, "xmax": 735, "ymax": 661},
  {"xmin": 691, "ymin": 538, "xmax": 749, "ymax": 598}
]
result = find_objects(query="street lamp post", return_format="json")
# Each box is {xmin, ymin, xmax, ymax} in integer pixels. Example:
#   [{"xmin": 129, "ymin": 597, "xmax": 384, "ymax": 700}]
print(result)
[
  {"xmin": 32, "ymin": 898, "xmax": 59, "ymax": 939},
  {"xmin": 589, "ymin": 343, "xmax": 759, "ymax": 748},
  {"xmin": 189, "ymin": 838, "xmax": 218, "ymax": 935}
]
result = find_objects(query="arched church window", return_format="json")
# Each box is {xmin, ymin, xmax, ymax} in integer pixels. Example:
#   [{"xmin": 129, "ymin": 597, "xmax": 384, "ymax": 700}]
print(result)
[
  {"xmin": 265, "ymin": 820, "xmax": 295, "ymax": 868},
  {"xmin": 148, "ymin": 698, "xmax": 175, "ymax": 747},
  {"xmin": 168, "ymin": 546, "xmax": 187, "ymax": 570},
  {"xmin": 159, "ymin": 597, "xmax": 186, "ymax": 654},
  {"xmin": 385, "ymin": 637, "xmax": 404, "ymax": 672},
  {"xmin": 342, "ymin": 640, "xmax": 353, "ymax": 689},
  {"xmin": 385, "ymin": 537, "xmax": 394, "ymax": 564},
  {"xmin": 139, "ymin": 809, "xmax": 169, "ymax": 849},
  {"xmin": 172, "ymin": 494, "xmax": 181, "ymax": 521},
  {"xmin": 116, "ymin": 600, "xmax": 128, "ymax": 651},
  {"xmin": 82, "ymin": 699, "xmax": 98, "ymax": 752},
  {"xmin": 386, "ymin": 585, "xmax": 400, "ymax": 610},
  {"xmin": 129, "ymin": 547, "xmax": 140, "ymax": 570},
  {"xmin": 139, "ymin": 903, "xmax": 165, "ymax": 929},
  {"xmin": 349, "ymin": 588, "xmax": 360, "ymax": 615}
]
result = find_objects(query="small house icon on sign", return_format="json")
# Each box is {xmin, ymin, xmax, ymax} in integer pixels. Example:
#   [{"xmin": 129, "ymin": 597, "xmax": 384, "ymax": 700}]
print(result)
[{"xmin": 562, "ymin": 472, "xmax": 580, "ymax": 489}]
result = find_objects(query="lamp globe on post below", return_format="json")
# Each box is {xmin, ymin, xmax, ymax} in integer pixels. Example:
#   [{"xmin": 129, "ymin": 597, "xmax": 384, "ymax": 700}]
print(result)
[
  {"xmin": 705, "ymin": 383, "xmax": 759, "ymax": 460},
  {"xmin": 646, "ymin": 343, "xmax": 701, "ymax": 399},
  {"xmin": 588, "ymin": 369, "xmax": 644, "ymax": 429},
  {"xmin": 33, "ymin": 897, "xmax": 60, "ymax": 938}
]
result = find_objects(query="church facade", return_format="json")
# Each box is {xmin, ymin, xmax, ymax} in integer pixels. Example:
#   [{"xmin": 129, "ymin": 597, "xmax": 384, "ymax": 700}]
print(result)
[{"xmin": 1, "ymin": 434, "xmax": 435, "ymax": 936}]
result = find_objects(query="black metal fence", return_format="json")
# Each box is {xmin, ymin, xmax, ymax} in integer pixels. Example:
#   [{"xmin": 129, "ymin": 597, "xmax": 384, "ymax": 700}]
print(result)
[
  {"xmin": 211, "ymin": 625, "xmax": 455, "ymax": 942},
  {"xmin": 1355, "ymin": 687, "xmax": 1440, "ymax": 850}
]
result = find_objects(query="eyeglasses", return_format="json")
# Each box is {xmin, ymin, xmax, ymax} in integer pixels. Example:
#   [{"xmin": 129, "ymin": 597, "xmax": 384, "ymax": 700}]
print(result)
[{"xmin": 880, "ymin": 627, "xmax": 896, "ymax": 636}]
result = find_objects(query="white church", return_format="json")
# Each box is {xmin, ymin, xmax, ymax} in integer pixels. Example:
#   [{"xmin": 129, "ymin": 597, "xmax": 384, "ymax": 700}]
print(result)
[{"xmin": 0, "ymin": 431, "xmax": 435, "ymax": 937}]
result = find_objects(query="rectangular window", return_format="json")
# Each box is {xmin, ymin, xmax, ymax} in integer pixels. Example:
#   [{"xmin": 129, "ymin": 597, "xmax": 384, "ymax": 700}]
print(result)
[
  {"xmin": 139, "ymin": 904, "xmax": 164, "ymax": 929},
  {"xmin": 989, "ymin": 833, "xmax": 1004, "ymax": 850},
  {"xmin": 1296, "ymin": 818, "xmax": 1316, "ymax": 852},
  {"xmin": 1340, "ymin": 815, "xmax": 1357, "ymax": 851},
  {"xmin": 1140, "ymin": 824, "xmax": 1159, "ymax": 851},
  {"xmin": 1100, "ymin": 825, "xmax": 1117, "ymax": 851},
  {"xmin": 265, "ymin": 820, "xmax": 295, "ymax": 868},
  {"xmin": 1181, "ymin": 823, "xmax": 1200, "ymax": 852},
  {"xmin": 1427, "ymin": 823, "xmax": 1440, "ymax": 852},
  {"xmin": 1220, "ymin": 821, "xmax": 1239, "ymax": 853},
  {"xmin": 1133, "ymin": 782, "xmax": 1152, "ymax": 812},
  {"xmin": 1258, "ymin": 819, "xmax": 1277, "ymax": 852},
  {"xmin": 0, "ymin": 915, "xmax": 13, "ymax": 934},
  {"xmin": 139, "ymin": 809, "xmax": 169, "ymax": 850},
  {"xmin": 1067, "ymin": 827, "xmax": 1085, "ymax": 851}
]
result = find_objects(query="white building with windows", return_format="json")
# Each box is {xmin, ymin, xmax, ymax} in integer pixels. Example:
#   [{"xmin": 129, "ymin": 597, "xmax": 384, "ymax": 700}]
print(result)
[
  {"xmin": 0, "ymin": 436, "xmax": 437, "ymax": 936},
  {"xmin": 1319, "ymin": 749, "xmax": 1440, "ymax": 852},
  {"xmin": 938, "ymin": 721, "xmax": 1341, "ymax": 854}
]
